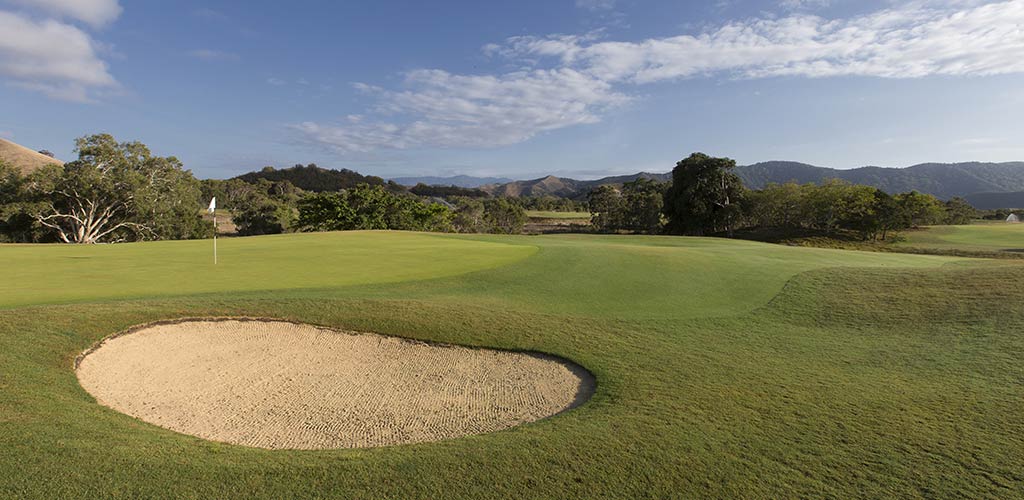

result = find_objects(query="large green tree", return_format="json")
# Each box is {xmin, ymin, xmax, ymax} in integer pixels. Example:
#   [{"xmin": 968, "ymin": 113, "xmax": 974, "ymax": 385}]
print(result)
[
  {"xmin": 895, "ymin": 191, "xmax": 945, "ymax": 228},
  {"xmin": 21, "ymin": 134, "xmax": 210, "ymax": 243},
  {"xmin": 943, "ymin": 197, "xmax": 976, "ymax": 225},
  {"xmin": 663, "ymin": 153, "xmax": 744, "ymax": 236},
  {"xmin": 587, "ymin": 185, "xmax": 623, "ymax": 232},
  {"xmin": 0, "ymin": 161, "xmax": 37, "ymax": 242},
  {"xmin": 621, "ymin": 178, "xmax": 666, "ymax": 233},
  {"xmin": 451, "ymin": 197, "xmax": 486, "ymax": 233},
  {"xmin": 587, "ymin": 179, "xmax": 666, "ymax": 233},
  {"xmin": 482, "ymin": 198, "xmax": 527, "ymax": 234}
]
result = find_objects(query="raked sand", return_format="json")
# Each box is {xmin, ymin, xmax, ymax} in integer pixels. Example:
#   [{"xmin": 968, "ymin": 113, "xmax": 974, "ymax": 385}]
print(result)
[{"xmin": 76, "ymin": 319, "xmax": 593, "ymax": 449}]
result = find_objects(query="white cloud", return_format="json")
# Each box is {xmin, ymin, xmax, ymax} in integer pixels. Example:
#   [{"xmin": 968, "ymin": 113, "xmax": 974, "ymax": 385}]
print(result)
[
  {"xmin": 296, "ymin": 0, "xmax": 1024, "ymax": 156},
  {"xmin": 188, "ymin": 49, "xmax": 239, "ymax": 62},
  {"xmin": 0, "ymin": 11, "xmax": 117, "ymax": 102},
  {"xmin": 576, "ymin": 0, "xmax": 616, "ymax": 11},
  {"xmin": 4, "ymin": 0, "xmax": 122, "ymax": 28},
  {"xmin": 506, "ymin": 0, "xmax": 1024, "ymax": 82},
  {"xmin": 292, "ymin": 68, "xmax": 628, "ymax": 154},
  {"xmin": 266, "ymin": 77, "xmax": 287, "ymax": 86}
]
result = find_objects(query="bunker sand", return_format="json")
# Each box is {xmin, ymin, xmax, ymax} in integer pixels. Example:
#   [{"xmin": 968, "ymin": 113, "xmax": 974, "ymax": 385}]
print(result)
[{"xmin": 76, "ymin": 319, "xmax": 593, "ymax": 449}]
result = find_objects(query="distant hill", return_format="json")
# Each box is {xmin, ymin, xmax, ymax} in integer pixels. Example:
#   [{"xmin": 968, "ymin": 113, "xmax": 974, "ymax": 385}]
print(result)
[
  {"xmin": 235, "ymin": 160, "xmax": 1024, "ymax": 203},
  {"xmin": 0, "ymin": 138, "xmax": 63, "ymax": 175},
  {"xmin": 391, "ymin": 175, "xmax": 513, "ymax": 188},
  {"xmin": 235, "ymin": 164, "xmax": 386, "ymax": 192},
  {"xmin": 735, "ymin": 161, "xmax": 1024, "ymax": 199},
  {"xmin": 964, "ymin": 191, "xmax": 1024, "ymax": 210},
  {"xmin": 482, "ymin": 172, "xmax": 670, "ymax": 199}
]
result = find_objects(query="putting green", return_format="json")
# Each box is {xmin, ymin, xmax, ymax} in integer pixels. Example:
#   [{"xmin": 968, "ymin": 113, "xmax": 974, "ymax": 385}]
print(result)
[{"xmin": 0, "ymin": 231, "xmax": 535, "ymax": 309}]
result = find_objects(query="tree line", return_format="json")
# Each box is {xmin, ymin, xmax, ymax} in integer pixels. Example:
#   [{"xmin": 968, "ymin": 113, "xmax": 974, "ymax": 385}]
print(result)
[
  {"xmin": 0, "ymin": 135, "xmax": 986, "ymax": 244},
  {"xmin": 202, "ymin": 177, "xmax": 529, "ymax": 236},
  {"xmin": 588, "ymin": 153, "xmax": 978, "ymax": 239}
]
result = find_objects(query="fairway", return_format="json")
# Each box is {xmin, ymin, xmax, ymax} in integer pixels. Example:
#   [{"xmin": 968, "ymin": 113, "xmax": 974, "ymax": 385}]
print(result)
[
  {"xmin": 899, "ymin": 223, "xmax": 1024, "ymax": 253},
  {"xmin": 1, "ymin": 231, "xmax": 1022, "ymax": 498}
]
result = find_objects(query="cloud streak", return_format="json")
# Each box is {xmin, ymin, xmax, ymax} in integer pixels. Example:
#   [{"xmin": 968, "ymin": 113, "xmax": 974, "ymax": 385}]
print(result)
[
  {"xmin": 292, "ymin": 69, "xmax": 628, "ymax": 154},
  {"xmin": 296, "ymin": 0, "xmax": 1024, "ymax": 156}
]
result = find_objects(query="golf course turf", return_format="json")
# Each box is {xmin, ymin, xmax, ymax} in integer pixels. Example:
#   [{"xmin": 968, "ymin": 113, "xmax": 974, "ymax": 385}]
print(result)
[
  {"xmin": 1, "ymin": 230, "xmax": 1022, "ymax": 498},
  {"xmin": 899, "ymin": 223, "xmax": 1024, "ymax": 254}
]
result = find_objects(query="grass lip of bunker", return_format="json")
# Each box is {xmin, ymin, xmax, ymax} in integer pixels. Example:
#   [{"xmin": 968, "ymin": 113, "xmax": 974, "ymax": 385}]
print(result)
[{"xmin": 74, "ymin": 318, "xmax": 595, "ymax": 450}]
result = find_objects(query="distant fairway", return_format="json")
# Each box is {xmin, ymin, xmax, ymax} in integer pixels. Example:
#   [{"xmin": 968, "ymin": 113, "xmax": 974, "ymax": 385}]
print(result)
[
  {"xmin": 1, "ymin": 231, "xmax": 1022, "ymax": 498},
  {"xmin": 899, "ymin": 223, "xmax": 1024, "ymax": 253}
]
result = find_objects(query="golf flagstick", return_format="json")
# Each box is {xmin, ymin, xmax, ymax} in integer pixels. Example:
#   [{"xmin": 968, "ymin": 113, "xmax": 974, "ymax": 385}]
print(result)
[{"xmin": 208, "ymin": 197, "xmax": 217, "ymax": 265}]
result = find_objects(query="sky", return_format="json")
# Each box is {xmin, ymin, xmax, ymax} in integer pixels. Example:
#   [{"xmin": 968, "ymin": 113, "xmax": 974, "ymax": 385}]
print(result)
[{"xmin": 0, "ymin": 0, "xmax": 1022, "ymax": 180}]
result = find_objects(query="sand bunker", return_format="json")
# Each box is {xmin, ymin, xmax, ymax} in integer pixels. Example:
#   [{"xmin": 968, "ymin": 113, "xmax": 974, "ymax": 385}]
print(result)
[{"xmin": 76, "ymin": 319, "xmax": 593, "ymax": 450}]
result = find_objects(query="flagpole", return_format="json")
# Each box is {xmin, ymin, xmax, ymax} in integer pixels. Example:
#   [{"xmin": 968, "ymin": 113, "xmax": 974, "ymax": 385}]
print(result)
[{"xmin": 209, "ymin": 197, "xmax": 218, "ymax": 265}]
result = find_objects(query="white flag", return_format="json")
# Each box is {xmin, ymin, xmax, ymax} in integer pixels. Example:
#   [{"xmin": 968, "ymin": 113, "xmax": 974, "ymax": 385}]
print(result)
[{"xmin": 208, "ymin": 197, "xmax": 216, "ymax": 214}]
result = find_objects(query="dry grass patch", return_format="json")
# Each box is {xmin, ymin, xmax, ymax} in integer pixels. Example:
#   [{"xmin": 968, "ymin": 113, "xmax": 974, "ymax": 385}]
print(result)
[{"xmin": 0, "ymin": 138, "xmax": 63, "ymax": 175}]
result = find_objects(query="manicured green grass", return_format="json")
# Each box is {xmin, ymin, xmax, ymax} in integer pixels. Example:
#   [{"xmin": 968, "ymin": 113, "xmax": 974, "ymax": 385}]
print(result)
[
  {"xmin": 0, "ymin": 231, "xmax": 535, "ymax": 309},
  {"xmin": 1, "ymin": 231, "xmax": 1022, "ymax": 498},
  {"xmin": 899, "ymin": 223, "xmax": 1024, "ymax": 253},
  {"xmin": 526, "ymin": 210, "xmax": 591, "ymax": 220}
]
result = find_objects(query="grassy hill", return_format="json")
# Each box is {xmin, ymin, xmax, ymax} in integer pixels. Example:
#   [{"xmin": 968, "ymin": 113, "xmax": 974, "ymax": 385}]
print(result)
[
  {"xmin": 735, "ymin": 160, "xmax": 1024, "ymax": 199},
  {"xmin": 2, "ymin": 231, "xmax": 1022, "ymax": 497},
  {"xmin": 0, "ymin": 138, "xmax": 63, "ymax": 175}
]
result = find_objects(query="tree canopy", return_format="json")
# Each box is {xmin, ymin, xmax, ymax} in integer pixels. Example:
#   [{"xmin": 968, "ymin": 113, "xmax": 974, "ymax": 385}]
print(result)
[
  {"xmin": 296, "ymin": 184, "xmax": 452, "ymax": 232},
  {"xmin": 663, "ymin": 153, "xmax": 744, "ymax": 236},
  {"xmin": 15, "ymin": 134, "xmax": 210, "ymax": 243}
]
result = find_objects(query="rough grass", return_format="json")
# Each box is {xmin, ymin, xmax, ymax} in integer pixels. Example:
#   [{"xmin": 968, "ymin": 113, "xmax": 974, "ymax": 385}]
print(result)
[
  {"xmin": 1, "ymin": 231, "xmax": 1022, "ymax": 498},
  {"xmin": 899, "ymin": 224, "xmax": 1024, "ymax": 254}
]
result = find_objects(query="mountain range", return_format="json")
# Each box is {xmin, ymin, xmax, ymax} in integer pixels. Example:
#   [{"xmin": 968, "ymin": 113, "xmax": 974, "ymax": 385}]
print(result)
[
  {"xmin": 735, "ymin": 161, "xmax": 1024, "ymax": 199},
  {"xmin": 390, "ymin": 175, "xmax": 514, "ymax": 188},
  {"xmin": 462, "ymin": 161, "xmax": 1024, "ymax": 202}
]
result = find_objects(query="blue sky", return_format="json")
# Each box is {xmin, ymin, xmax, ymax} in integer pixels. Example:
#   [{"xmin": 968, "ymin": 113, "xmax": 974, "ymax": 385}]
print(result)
[{"xmin": 1, "ymin": 0, "xmax": 1022, "ymax": 180}]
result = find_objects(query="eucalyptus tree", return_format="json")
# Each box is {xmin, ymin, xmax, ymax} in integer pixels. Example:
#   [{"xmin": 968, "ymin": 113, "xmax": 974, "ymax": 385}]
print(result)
[{"xmin": 24, "ymin": 134, "xmax": 209, "ymax": 243}]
